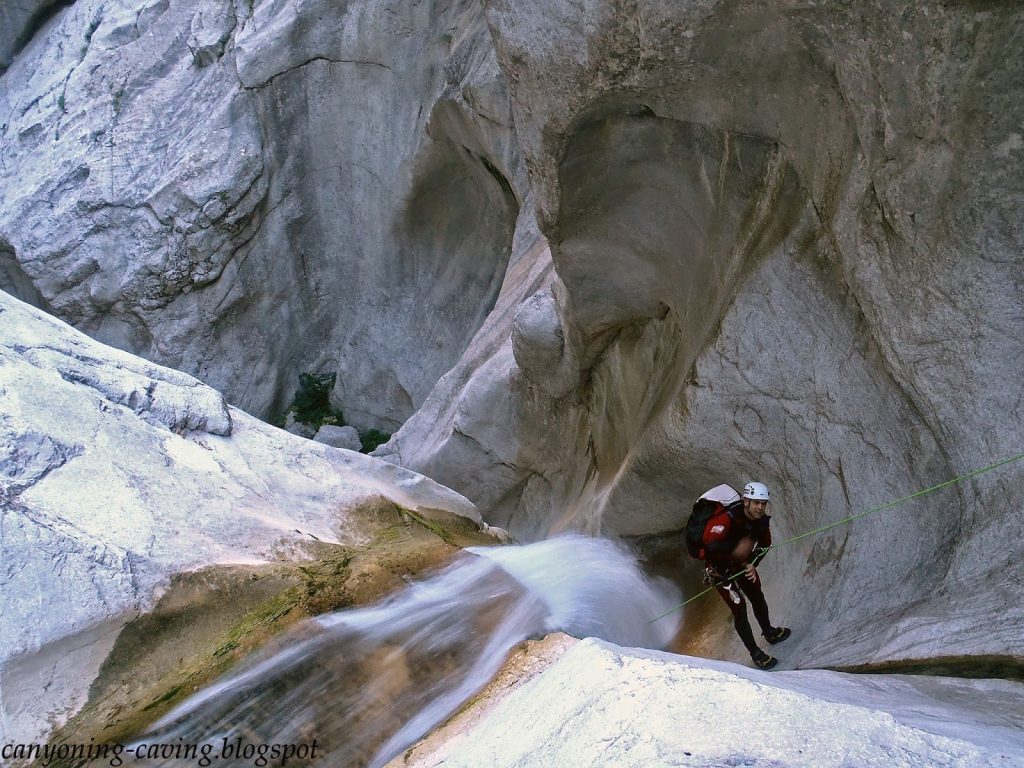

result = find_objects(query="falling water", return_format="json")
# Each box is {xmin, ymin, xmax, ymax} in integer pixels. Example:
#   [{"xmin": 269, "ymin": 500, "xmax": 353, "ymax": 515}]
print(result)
[{"xmin": 135, "ymin": 535, "xmax": 680, "ymax": 767}]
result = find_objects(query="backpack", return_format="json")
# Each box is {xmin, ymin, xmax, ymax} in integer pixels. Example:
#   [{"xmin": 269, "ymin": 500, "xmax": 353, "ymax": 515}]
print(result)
[{"xmin": 685, "ymin": 484, "xmax": 741, "ymax": 559}]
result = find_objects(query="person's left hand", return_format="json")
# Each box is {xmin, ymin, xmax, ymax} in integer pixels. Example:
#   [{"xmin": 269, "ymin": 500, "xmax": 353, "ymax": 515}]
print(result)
[{"xmin": 744, "ymin": 562, "xmax": 757, "ymax": 582}]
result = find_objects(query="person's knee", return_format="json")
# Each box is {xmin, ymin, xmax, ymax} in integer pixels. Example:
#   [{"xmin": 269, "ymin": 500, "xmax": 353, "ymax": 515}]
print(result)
[{"xmin": 729, "ymin": 599, "xmax": 749, "ymax": 620}]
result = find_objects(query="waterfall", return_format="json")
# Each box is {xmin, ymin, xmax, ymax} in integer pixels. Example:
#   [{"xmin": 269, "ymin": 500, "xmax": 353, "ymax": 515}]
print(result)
[{"xmin": 136, "ymin": 535, "xmax": 680, "ymax": 767}]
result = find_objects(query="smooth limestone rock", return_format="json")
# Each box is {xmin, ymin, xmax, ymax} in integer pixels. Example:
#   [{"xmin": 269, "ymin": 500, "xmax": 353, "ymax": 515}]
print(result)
[
  {"xmin": 0, "ymin": 290, "xmax": 484, "ymax": 744},
  {"xmin": 374, "ymin": 211, "xmax": 563, "ymax": 537},
  {"xmin": 383, "ymin": 1, "xmax": 1024, "ymax": 669},
  {"xmin": 391, "ymin": 636, "xmax": 1024, "ymax": 768},
  {"xmin": 0, "ymin": 0, "xmax": 523, "ymax": 432}
]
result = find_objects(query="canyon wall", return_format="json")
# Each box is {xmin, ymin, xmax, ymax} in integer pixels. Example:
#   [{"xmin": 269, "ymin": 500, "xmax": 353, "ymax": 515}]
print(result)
[
  {"xmin": 0, "ymin": 0, "xmax": 522, "ymax": 430},
  {"xmin": 2, "ymin": 0, "xmax": 1022, "ymax": 673},
  {"xmin": 382, "ymin": 0, "xmax": 1024, "ymax": 667}
]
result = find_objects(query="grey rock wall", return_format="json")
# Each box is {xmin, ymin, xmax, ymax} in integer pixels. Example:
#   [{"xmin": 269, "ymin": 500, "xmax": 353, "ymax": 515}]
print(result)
[
  {"xmin": 0, "ymin": 0, "xmax": 69, "ymax": 74},
  {"xmin": 0, "ymin": 0, "xmax": 523, "ymax": 431},
  {"xmin": 383, "ymin": 0, "xmax": 1024, "ymax": 667}
]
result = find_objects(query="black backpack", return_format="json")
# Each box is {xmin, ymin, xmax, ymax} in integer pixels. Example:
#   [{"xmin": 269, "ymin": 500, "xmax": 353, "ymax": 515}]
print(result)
[{"xmin": 685, "ymin": 485, "xmax": 740, "ymax": 559}]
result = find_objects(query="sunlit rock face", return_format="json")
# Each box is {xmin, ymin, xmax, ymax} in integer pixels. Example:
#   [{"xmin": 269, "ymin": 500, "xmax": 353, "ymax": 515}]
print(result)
[
  {"xmin": 390, "ymin": 636, "xmax": 1024, "ymax": 767},
  {"xmin": 0, "ymin": 291, "xmax": 484, "ymax": 744},
  {"xmin": 383, "ymin": 1, "xmax": 1024, "ymax": 667},
  {"xmin": 0, "ymin": 0, "xmax": 521, "ymax": 431}
]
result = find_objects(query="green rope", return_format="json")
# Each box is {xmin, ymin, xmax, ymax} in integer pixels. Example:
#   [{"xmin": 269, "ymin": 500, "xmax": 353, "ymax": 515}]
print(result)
[{"xmin": 649, "ymin": 451, "xmax": 1024, "ymax": 623}]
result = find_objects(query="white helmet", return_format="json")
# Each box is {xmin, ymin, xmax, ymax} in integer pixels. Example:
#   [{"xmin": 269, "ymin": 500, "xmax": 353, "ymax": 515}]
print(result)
[{"xmin": 742, "ymin": 481, "xmax": 770, "ymax": 501}]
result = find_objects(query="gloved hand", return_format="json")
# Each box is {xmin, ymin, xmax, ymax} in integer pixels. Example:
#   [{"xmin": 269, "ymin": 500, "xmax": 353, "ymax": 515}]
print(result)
[{"xmin": 750, "ymin": 546, "xmax": 770, "ymax": 566}]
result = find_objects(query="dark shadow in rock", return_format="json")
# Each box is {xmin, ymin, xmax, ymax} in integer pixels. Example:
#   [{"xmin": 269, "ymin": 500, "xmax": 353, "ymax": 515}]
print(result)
[
  {"xmin": 0, "ymin": 237, "xmax": 53, "ymax": 312},
  {"xmin": 330, "ymin": 101, "xmax": 520, "ymax": 433}
]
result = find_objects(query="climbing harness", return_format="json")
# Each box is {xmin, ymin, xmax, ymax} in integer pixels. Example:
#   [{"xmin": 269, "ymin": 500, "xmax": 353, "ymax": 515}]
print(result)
[{"xmin": 649, "ymin": 451, "xmax": 1024, "ymax": 623}]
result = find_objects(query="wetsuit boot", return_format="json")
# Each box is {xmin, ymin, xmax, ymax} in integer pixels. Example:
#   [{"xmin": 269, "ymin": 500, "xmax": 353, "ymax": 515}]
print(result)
[
  {"xmin": 763, "ymin": 626, "xmax": 791, "ymax": 645},
  {"xmin": 751, "ymin": 649, "xmax": 778, "ymax": 670}
]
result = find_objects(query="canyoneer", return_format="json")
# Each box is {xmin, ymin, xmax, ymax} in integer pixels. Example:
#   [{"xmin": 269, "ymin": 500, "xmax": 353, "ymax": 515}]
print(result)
[{"xmin": 686, "ymin": 482, "xmax": 791, "ymax": 670}]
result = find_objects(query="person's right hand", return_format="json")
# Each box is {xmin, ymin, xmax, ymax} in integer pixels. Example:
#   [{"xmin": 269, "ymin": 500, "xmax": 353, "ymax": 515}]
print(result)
[{"xmin": 744, "ymin": 562, "xmax": 757, "ymax": 582}]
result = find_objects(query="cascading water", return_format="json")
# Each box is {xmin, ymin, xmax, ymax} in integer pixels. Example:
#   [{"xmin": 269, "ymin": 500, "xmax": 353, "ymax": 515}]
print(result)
[{"xmin": 135, "ymin": 535, "xmax": 680, "ymax": 767}]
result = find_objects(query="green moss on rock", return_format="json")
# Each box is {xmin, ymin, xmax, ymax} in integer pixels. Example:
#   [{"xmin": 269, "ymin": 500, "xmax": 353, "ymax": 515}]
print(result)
[{"xmin": 43, "ymin": 497, "xmax": 502, "ymax": 764}]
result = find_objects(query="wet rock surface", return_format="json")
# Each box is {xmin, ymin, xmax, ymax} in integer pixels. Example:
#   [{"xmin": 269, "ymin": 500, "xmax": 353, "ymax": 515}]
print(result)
[
  {"xmin": 47, "ymin": 500, "xmax": 501, "ymax": 753},
  {"xmin": 0, "ymin": 291, "xmax": 486, "ymax": 744}
]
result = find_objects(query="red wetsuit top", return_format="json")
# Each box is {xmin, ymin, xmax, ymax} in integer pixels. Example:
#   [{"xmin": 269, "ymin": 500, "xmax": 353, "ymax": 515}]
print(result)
[{"xmin": 701, "ymin": 501, "xmax": 772, "ymax": 574}]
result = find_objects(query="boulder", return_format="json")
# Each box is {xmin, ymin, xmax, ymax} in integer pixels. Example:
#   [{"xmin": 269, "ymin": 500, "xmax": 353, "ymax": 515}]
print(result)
[
  {"xmin": 283, "ymin": 412, "xmax": 317, "ymax": 439},
  {"xmin": 314, "ymin": 424, "xmax": 363, "ymax": 452},
  {"xmin": 0, "ymin": 289, "xmax": 486, "ymax": 745}
]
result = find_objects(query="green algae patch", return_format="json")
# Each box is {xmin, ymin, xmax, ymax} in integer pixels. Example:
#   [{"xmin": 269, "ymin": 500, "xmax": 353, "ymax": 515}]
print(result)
[
  {"xmin": 43, "ymin": 497, "xmax": 504, "ymax": 763},
  {"xmin": 140, "ymin": 684, "xmax": 185, "ymax": 713},
  {"xmin": 44, "ymin": 562, "xmax": 314, "ymax": 756},
  {"xmin": 399, "ymin": 505, "xmax": 497, "ymax": 548}
]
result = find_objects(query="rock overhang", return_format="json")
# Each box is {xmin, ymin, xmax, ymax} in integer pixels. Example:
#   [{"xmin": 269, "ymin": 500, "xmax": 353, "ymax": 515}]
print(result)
[{"xmin": 382, "ymin": 0, "xmax": 1024, "ymax": 671}]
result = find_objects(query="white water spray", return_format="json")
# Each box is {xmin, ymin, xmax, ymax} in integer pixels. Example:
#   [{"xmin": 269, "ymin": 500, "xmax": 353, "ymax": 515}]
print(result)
[{"xmin": 138, "ymin": 535, "xmax": 680, "ymax": 767}]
